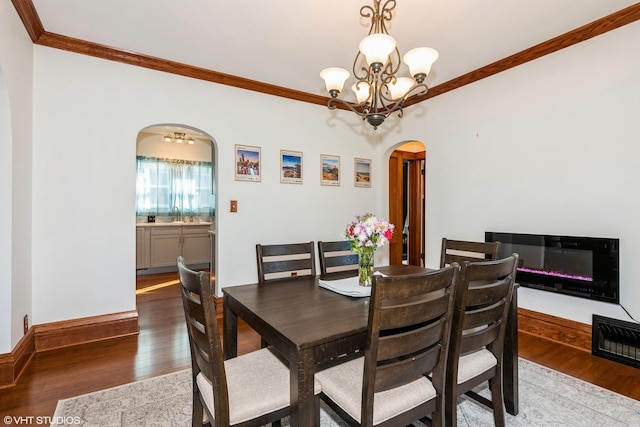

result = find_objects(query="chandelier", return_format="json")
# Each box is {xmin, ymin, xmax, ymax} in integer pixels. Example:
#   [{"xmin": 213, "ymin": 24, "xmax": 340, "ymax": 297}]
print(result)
[
  {"xmin": 163, "ymin": 132, "xmax": 195, "ymax": 145},
  {"xmin": 320, "ymin": 0, "xmax": 439, "ymax": 130}
]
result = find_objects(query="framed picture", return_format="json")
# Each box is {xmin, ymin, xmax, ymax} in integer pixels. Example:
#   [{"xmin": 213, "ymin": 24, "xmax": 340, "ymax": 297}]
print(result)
[
  {"xmin": 320, "ymin": 154, "xmax": 340, "ymax": 186},
  {"xmin": 354, "ymin": 157, "xmax": 372, "ymax": 187},
  {"xmin": 280, "ymin": 150, "xmax": 303, "ymax": 184},
  {"xmin": 235, "ymin": 145, "xmax": 261, "ymax": 182}
]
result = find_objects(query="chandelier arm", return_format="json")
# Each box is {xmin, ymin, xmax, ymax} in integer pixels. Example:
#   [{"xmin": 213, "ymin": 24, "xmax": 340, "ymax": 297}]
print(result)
[
  {"xmin": 378, "ymin": 0, "xmax": 396, "ymax": 34},
  {"xmin": 327, "ymin": 97, "xmax": 368, "ymax": 118}
]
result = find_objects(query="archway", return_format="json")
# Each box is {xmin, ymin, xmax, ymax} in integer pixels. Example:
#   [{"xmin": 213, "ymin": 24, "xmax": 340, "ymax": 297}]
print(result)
[
  {"xmin": 134, "ymin": 124, "xmax": 218, "ymax": 292},
  {"xmin": 387, "ymin": 141, "xmax": 426, "ymax": 266}
]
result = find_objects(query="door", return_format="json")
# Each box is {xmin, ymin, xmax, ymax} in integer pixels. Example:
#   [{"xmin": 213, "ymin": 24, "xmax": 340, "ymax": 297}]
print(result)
[{"xmin": 388, "ymin": 149, "xmax": 425, "ymax": 266}]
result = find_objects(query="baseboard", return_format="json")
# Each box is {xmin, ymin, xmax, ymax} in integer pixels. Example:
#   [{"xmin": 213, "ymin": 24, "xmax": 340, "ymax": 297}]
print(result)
[
  {"xmin": 518, "ymin": 307, "xmax": 592, "ymax": 351},
  {"xmin": 0, "ymin": 328, "xmax": 36, "ymax": 389},
  {"xmin": 34, "ymin": 310, "xmax": 139, "ymax": 352}
]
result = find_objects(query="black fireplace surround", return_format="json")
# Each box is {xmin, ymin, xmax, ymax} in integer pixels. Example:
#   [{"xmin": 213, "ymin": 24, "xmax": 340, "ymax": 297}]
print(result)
[{"xmin": 485, "ymin": 232, "xmax": 619, "ymax": 304}]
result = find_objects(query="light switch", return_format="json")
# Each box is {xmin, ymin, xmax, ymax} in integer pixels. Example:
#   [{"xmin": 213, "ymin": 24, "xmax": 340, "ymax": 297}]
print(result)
[{"xmin": 230, "ymin": 200, "xmax": 238, "ymax": 212}]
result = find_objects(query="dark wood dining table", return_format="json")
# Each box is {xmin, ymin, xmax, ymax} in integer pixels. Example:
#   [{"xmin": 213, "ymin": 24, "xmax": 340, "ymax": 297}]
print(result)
[{"xmin": 223, "ymin": 265, "xmax": 519, "ymax": 427}]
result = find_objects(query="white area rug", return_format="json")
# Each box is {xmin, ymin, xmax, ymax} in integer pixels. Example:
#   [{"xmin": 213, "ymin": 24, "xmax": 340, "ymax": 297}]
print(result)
[{"xmin": 52, "ymin": 359, "xmax": 640, "ymax": 426}]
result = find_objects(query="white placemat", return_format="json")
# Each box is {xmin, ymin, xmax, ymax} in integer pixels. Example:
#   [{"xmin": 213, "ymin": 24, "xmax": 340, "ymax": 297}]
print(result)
[{"xmin": 318, "ymin": 276, "xmax": 371, "ymax": 297}]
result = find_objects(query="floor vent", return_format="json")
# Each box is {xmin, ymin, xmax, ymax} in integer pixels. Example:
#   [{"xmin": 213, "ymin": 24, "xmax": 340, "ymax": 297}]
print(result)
[{"xmin": 592, "ymin": 314, "xmax": 640, "ymax": 369}]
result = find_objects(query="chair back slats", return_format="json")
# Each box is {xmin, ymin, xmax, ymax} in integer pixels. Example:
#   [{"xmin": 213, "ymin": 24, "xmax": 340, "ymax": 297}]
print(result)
[
  {"xmin": 379, "ymin": 291, "xmax": 450, "ymax": 330},
  {"xmin": 374, "ymin": 343, "xmax": 443, "ymax": 393},
  {"xmin": 256, "ymin": 241, "xmax": 316, "ymax": 282},
  {"xmin": 361, "ymin": 265, "xmax": 459, "ymax": 421},
  {"xmin": 460, "ymin": 322, "xmax": 502, "ymax": 355},
  {"xmin": 317, "ymin": 240, "xmax": 359, "ymax": 277},
  {"xmin": 178, "ymin": 256, "xmax": 231, "ymax": 425},
  {"xmin": 440, "ymin": 238, "xmax": 501, "ymax": 268},
  {"xmin": 377, "ymin": 317, "xmax": 446, "ymax": 360}
]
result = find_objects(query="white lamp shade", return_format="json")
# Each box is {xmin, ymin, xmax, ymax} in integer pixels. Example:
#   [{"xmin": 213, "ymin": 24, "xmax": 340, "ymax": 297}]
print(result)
[
  {"xmin": 403, "ymin": 47, "xmax": 439, "ymax": 78},
  {"xmin": 359, "ymin": 33, "xmax": 396, "ymax": 66},
  {"xmin": 351, "ymin": 81, "xmax": 371, "ymax": 104},
  {"xmin": 387, "ymin": 77, "xmax": 414, "ymax": 100},
  {"xmin": 320, "ymin": 67, "xmax": 350, "ymax": 92}
]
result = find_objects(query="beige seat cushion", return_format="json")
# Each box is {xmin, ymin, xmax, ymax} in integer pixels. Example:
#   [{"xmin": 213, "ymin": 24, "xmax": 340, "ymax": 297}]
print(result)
[
  {"xmin": 457, "ymin": 349, "xmax": 497, "ymax": 384},
  {"xmin": 315, "ymin": 357, "xmax": 436, "ymax": 426},
  {"xmin": 197, "ymin": 348, "xmax": 321, "ymax": 425}
]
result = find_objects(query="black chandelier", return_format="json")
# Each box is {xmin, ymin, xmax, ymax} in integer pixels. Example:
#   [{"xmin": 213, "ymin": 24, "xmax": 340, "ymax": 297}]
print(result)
[{"xmin": 320, "ymin": 0, "xmax": 438, "ymax": 130}]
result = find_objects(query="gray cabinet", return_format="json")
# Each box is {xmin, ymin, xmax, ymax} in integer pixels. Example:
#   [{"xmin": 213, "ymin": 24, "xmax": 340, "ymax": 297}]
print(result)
[
  {"xmin": 182, "ymin": 226, "xmax": 211, "ymax": 265},
  {"xmin": 136, "ymin": 226, "xmax": 151, "ymax": 269},
  {"xmin": 144, "ymin": 225, "xmax": 211, "ymax": 269}
]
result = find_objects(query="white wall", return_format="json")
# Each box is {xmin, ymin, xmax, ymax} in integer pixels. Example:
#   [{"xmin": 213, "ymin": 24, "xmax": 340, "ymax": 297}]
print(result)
[
  {"xmin": 0, "ymin": 2, "xmax": 34, "ymax": 352},
  {"xmin": 31, "ymin": 46, "xmax": 384, "ymax": 324},
  {"xmin": 380, "ymin": 21, "xmax": 640, "ymax": 325}
]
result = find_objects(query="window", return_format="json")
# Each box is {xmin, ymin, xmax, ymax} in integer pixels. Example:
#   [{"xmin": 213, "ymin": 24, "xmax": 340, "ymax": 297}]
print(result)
[{"xmin": 136, "ymin": 156, "xmax": 214, "ymax": 216}]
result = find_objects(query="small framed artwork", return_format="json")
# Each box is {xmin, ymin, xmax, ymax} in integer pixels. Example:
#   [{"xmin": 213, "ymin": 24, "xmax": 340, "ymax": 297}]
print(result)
[
  {"xmin": 235, "ymin": 144, "xmax": 261, "ymax": 182},
  {"xmin": 354, "ymin": 157, "xmax": 372, "ymax": 188},
  {"xmin": 320, "ymin": 154, "xmax": 340, "ymax": 186},
  {"xmin": 280, "ymin": 150, "xmax": 303, "ymax": 184}
]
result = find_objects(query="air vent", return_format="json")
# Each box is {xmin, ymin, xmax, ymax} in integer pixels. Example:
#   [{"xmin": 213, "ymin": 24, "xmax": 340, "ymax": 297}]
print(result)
[{"xmin": 592, "ymin": 314, "xmax": 640, "ymax": 368}]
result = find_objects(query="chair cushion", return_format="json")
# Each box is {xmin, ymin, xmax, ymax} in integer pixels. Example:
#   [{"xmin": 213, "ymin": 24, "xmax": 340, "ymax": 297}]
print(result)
[
  {"xmin": 315, "ymin": 357, "xmax": 436, "ymax": 426},
  {"xmin": 457, "ymin": 349, "xmax": 497, "ymax": 384},
  {"xmin": 196, "ymin": 348, "xmax": 321, "ymax": 425}
]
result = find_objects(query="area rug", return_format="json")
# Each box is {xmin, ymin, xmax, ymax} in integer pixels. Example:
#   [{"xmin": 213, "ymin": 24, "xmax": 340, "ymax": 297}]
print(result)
[{"xmin": 51, "ymin": 359, "xmax": 640, "ymax": 426}]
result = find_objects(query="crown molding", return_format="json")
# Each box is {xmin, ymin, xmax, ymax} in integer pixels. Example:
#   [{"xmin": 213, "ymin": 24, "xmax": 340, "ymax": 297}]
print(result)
[{"xmin": 11, "ymin": 0, "xmax": 640, "ymax": 110}]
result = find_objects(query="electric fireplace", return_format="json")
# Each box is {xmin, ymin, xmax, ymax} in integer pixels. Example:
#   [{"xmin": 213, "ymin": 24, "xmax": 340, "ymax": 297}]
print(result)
[{"xmin": 485, "ymin": 232, "xmax": 619, "ymax": 304}]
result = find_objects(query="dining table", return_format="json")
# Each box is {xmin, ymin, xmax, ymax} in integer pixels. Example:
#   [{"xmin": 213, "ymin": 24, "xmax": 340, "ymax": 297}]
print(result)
[{"xmin": 223, "ymin": 265, "xmax": 519, "ymax": 427}]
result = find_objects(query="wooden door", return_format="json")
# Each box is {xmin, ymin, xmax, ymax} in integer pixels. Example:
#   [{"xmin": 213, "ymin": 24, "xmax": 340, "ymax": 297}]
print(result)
[{"xmin": 388, "ymin": 150, "xmax": 425, "ymax": 266}]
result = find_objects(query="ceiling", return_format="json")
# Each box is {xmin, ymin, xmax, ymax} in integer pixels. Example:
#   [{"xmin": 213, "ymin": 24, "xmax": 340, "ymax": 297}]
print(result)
[{"xmin": 17, "ymin": 0, "xmax": 640, "ymax": 105}]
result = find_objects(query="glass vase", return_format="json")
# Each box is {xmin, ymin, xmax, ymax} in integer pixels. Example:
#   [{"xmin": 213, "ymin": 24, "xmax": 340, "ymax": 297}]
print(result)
[{"xmin": 358, "ymin": 250, "xmax": 374, "ymax": 287}]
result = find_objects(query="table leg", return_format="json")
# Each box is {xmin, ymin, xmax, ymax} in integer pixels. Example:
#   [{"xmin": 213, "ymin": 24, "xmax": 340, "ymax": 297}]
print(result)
[
  {"xmin": 503, "ymin": 287, "xmax": 519, "ymax": 415},
  {"xmin": 223, "ymin": 296, "xmax": 238, "ymax": 359},
  {"xmin": 289, "ymin": 348, "xmax": 318, "ymax": 427}
]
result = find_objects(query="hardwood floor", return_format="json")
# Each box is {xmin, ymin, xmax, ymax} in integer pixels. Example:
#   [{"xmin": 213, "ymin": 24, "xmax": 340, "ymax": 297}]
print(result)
[{"xmin": 1, "ymin": 272, "xmax": 639, "ymax": 422}]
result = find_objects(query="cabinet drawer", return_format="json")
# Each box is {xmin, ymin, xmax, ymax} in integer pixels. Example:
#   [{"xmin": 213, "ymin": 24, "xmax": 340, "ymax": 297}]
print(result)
[{"xmin": 150, "ymin": 227, "xmax": 182, "ymax": 236}]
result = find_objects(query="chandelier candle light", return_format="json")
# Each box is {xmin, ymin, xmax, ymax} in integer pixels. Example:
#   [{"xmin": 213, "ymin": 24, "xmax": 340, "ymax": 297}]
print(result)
[
  {"xmin": 320, "ymin": 0, "xmax": 439, "ymax": 130},
  {"xmin": 344, "ymin": 213, "xmax": 394, "ymax": 286}
]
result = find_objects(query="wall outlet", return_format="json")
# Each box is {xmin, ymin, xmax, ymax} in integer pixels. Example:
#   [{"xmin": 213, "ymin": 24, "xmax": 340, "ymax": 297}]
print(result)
[{"xmin": 23, "ymin": 314, "xmax": 29, "ymax": 335}]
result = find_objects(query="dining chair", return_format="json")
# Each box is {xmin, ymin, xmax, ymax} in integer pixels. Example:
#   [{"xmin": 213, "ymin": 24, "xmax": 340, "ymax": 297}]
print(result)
[
  {"xmin": 315, "ymin": 264, "xmax": 460, "ymax": 427},
  {"xmin": 317, "ymin": 240, "xmax": 359, "ymax": 278},
  {"xmin": 444, "ymin": 254, "xmax": 519, "ymax": 427},
  {"xmin": 256, "ymin": 241, "xmax": 316, "ymax": 282},
  {"xmin": 177, "ymin": 256, "xmax": 320, "ymax": 427},
  {"xmin": 440, "ymin": 238, "xmax": 501, "ymax": 268}
]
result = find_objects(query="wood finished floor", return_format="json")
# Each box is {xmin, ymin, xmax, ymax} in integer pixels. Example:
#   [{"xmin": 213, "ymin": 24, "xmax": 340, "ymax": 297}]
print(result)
[{"xmin": 1, "ymin": 272, "xmax": 639, "ymax": 422}]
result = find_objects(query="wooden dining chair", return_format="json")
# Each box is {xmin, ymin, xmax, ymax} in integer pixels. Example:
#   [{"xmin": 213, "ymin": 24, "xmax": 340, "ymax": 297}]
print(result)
[
  {"xmin": 177, "ymin": 256, "xmax": 320, "ymax": 427},
  {"xmin": 440, "ymin": 238, "xmax": 501, "ymax": 268},
  {"xmin": 317, "ymin": 240, "xmax": 359, "ymax": 278},
  {"xmin": 444, "ymin": 254, "xmax": 519, "ymax": 427},
  {"xmin": 256, "ymin": 241, "xmax": 316, "ymax": 282},
  {"xmin": 315, "ymin": 264, "xmax": 460, "ymax": 427}
]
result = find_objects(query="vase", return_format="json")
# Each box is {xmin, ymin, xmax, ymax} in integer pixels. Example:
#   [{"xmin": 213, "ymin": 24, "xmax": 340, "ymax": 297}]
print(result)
[{"xmin": 358, "ymin": 250, "xmax": 374, "ymax": 287}]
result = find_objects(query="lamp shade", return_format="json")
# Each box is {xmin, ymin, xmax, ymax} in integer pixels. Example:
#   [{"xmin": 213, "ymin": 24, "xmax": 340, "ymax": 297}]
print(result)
[
  {"xmin": 351, "ymin": 81, "xmax": 371, "ymax": 104},
  {"xmin": 320, "ymin": 67, "xmax": 350, "ymax": 92},
  {"xmin": 359, "ymin": 33, "xmax": 396, "ymax": 66},
  {"xmin": 387, "ymin": 77, "xmax": 414, "ymax": 100},
  {"xmin": 403, "ymin": 47, "xmax": 439, "ymax": 78}
]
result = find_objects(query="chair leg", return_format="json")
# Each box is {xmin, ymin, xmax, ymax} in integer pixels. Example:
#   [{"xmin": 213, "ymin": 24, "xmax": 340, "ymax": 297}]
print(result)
[
  {"xmin": 192, "ymin": 389, "xmax": 204, "ymax": 427},
  {"xmin": 489, "ymin": 377, "xmax": 506, "ymax": 427},
  {"xmin": 445, "ymin": 385, "xmax": 457, "ymax": 427}
]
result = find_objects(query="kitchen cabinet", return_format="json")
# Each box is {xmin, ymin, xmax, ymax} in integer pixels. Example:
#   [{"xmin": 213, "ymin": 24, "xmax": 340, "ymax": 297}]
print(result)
[
  {"xmin": 136, "ymin": 226, "xmax": 151, "ymax": 269},
  {"xmin": 137, "ymin": 224, "xmax": 211, "ymax": 271}
]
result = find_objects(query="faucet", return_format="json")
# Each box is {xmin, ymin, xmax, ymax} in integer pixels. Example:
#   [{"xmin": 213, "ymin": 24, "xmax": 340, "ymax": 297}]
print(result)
[{"xmin": 170, "ymin": 206, "xmax": 181, "ymax": 222}]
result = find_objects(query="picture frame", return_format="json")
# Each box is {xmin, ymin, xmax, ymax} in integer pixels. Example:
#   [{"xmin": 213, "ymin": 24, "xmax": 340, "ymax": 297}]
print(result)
[
  {"xmin": 354, "ymin": 157, "xmax": 372, "ymax": 188},
  {"xmin": 280, "ymin": 150, "xmax": 303, "ymax": 184},
  {"xmin": 235, "ymin": 144, "xmax": 261, "ymax": 182},
  {"xmin": 320, "ymin": 154, "xmax": 340, "ymax": 186}
]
